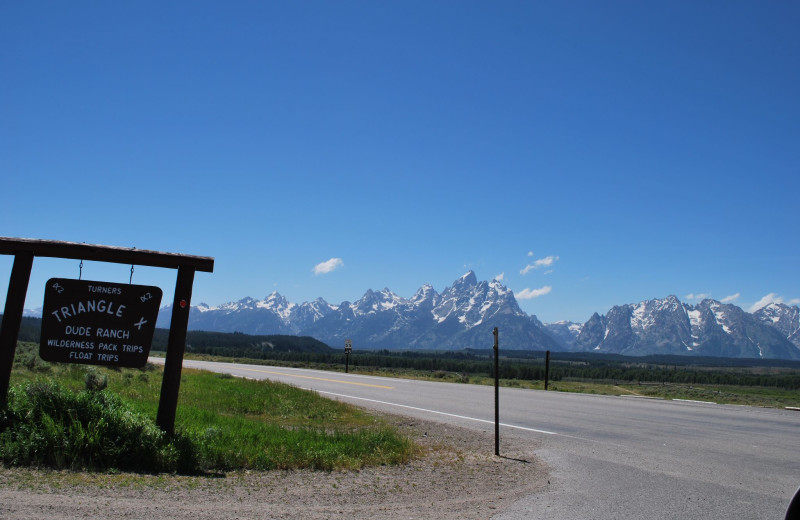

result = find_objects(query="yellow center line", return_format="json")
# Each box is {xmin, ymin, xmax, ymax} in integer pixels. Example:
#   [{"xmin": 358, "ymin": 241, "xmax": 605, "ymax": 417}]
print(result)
[{"xmin": 236, "ymin": 367, "xmax": 395, "ymax": 390}]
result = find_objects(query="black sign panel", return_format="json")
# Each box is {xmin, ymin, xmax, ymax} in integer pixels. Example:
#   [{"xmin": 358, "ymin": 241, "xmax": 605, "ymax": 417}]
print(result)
[{"xmin": 39, "ymin": 278, "xmax": 162, "ymax": 368}]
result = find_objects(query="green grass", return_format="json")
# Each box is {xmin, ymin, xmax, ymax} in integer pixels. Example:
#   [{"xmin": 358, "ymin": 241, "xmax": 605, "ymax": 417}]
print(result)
[
  {"xmin": 610, "ymin": 382, "xmax": 800, "ymax": 407},
  {"xmin": 2, "ymin": 343, "xmax": 415, "ymax": 473},
  {"xmin": 175, "ymin": 352, "xmax": 800, "ymax": 408},
  {"xmin": 1, "ymin": 380, "xmax": 195, "ymax": 473}
]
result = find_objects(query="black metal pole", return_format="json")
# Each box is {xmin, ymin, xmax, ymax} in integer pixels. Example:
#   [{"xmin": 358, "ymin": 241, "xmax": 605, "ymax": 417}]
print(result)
[
  {"xmin": 345, "ymin": 352, "xmax": 350, "ymax": 373},
  {"xmin": 156, "ymin": 265, "xmax": 195, "ymax": 434},
  {"xmin": 544, "ymin": 350, "xmax": 551, "ymax": 390},
  {"xmin": 0, "ymin": 252, "xmax": 34, "ymax": 407},
  {"xmin": 493, "ymin": 327, "xmax": 499, "ymax": 457}
]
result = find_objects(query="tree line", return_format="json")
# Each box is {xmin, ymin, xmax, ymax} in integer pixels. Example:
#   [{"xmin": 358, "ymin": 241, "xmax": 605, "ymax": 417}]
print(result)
[
  {"xmin": 208, "ymin": 348, "xmax": 800, "ymax": 390},
  {"xmin": 9, "ymin": 318, "xmax": 800, "ymax": 389}
]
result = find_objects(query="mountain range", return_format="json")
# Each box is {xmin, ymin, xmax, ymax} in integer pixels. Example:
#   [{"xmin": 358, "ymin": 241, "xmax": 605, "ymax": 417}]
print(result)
[{"xmin": 151, "ymin": 271, "xmax": 800, "ymax": 360}]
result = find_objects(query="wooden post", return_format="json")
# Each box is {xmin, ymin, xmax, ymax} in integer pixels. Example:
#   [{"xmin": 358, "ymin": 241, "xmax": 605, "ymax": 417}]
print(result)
[
  {"xmin": 493, "ymin": 327, "xmax": 499, "ymax": 457},
  {"xmin": 544, "ymin": 350, "xmax": 551, "ymax": 390},
  {"xmin": 156, "ymin": 266, "xmax": 195, "ymax": 434},
  {"xmin": 0, "ymin": 252, "xmax": 34, "ymax": 406}
]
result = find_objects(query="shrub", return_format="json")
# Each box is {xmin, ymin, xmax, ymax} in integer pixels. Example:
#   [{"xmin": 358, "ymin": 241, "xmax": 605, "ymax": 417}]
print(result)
[
  {"xmin": 84, "ymin": 368, "xmax": 108, "ymax": 392},
  {"xmin": 0, "ymin": 381, "xmax": 196, "ymax": 473}
]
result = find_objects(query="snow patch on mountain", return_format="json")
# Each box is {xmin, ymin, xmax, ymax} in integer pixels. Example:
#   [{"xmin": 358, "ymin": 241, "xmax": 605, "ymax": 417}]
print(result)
[{"xmin": 155, "ymin": 273, "xmax": 800, "ymax": 359}]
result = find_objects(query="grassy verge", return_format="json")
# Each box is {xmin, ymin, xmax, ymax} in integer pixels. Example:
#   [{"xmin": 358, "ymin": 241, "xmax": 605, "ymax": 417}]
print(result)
[
  {"xmin": 2, "ymin": 343, "xmax": 415, "ymax": 474},
  {"xmin": 173, "ymin": 352, "xmax": 800, "ymax": 409},
  {"xmin": 374, "ymin": 371, "xmax": 800, "ymax": 408}
]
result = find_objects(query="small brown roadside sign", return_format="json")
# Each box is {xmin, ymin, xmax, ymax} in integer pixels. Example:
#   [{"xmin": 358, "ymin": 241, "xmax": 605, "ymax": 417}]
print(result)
[{"xmin": 39, "ymin": 278, "xmax": 162, "ymax": 368}]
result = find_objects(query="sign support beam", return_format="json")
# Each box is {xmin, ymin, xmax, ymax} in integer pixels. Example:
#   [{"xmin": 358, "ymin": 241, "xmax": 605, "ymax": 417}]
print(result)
[
  {"xmin": 0, "ymin": 252, "xmax": 34, "ymax": 406},
  {"xmin": 156, "ymin": 265, "xmax": 195, "ymax": 434}
]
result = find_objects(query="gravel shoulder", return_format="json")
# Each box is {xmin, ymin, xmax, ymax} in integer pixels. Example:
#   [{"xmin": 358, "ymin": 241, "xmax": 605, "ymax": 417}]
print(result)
[{"xmin": 0, "ymin": 414, "xmax": 548, "ymax": 519}]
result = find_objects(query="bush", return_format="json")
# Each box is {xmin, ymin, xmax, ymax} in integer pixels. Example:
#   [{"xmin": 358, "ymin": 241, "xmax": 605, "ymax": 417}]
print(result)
[
  {"xmin": 0, "ymin": 381, "xmax": 197, "ymax": 473},
  {"xmin": 84, "ymin": 368, "xmax": 108, "ymax": 392}
]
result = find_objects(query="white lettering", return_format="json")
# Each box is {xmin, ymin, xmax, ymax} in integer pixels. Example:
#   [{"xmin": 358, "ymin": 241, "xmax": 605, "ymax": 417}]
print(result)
[
  {"xmin": 68, "ymin": 351, "xmax": 93, "ymax": 360},
  {"xmin": 49, "ymin": 300, "xmax": 127, "ymax": 322},
  {"xmin": 87, "ymin": 285, "xmax": 122, "ymax": 295},
  {"xmin": 64, "ymin": 325, "xmax": 92, "ymax": 336},
  {"xmin": 46, "ymin": 339, "xmax": 95, "ymax": 349},
  {"xmin": 96, "ymin": 329, "xmax": 130, "ymax": 339}
]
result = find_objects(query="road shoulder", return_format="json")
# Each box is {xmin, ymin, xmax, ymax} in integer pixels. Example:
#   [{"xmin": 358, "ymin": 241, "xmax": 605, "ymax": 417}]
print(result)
[{"xmin": 0, "ymin": 413, "xmax": 548, "ymax": 520}]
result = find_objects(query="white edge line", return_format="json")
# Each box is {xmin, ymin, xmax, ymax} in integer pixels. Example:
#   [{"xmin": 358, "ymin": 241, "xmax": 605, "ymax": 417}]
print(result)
[
  {"xmin": 150, "ymin": 357, "xmax": 558, "ymax": 436},
  {"xmin": 316, "ymin": 389, "xmax": 558, "ymax": 436}
]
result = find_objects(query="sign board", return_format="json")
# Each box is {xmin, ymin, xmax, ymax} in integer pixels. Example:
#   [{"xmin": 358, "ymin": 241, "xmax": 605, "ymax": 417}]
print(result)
[
  {"xmin": 39, "ymin": 278, "xmax": 162, "ymax": 368},
  {"xmin": 345, "ymin": 339, "xmax": 352, "ymax": 354}
]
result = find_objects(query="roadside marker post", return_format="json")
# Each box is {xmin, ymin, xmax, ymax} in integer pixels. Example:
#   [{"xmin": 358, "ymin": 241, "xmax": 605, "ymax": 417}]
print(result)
[
  {"xmin": 344, "ymin": 339, "xmax": 352, "ymax": 373},
  {"xmin": 545, "ymin": 350, "xmax": 551, "ymax": 390},
  {"xmin": 493, "ymin": 327, "xmax": 500, "ymax": 457}
]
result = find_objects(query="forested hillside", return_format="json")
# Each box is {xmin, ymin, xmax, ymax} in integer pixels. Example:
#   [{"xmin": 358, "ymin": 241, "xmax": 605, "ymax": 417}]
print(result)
[{"xmin": 10, "ymin": 317, "xmax": 333, "ymax": 358}]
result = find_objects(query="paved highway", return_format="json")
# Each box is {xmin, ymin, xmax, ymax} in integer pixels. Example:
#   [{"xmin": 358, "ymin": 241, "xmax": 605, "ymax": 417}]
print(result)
[{"xmin": 152, "ymin": 358, "xmax": 800, "ymax": 519}]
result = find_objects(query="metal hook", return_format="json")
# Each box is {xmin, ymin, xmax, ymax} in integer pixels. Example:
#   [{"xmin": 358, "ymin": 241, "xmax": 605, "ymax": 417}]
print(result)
[
  {"xmin": 79, "ymin": 259, "xmax": 83, "ymax": 280},
  {"xmin": 129, "ymin": 246, "xmax": 136, "ymax": 284}
]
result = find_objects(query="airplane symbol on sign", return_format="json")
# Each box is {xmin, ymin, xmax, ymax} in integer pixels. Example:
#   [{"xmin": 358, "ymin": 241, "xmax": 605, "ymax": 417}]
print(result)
[{"xmin": 134, "ymin": 317, "xmax": 148, "ymax": 330}]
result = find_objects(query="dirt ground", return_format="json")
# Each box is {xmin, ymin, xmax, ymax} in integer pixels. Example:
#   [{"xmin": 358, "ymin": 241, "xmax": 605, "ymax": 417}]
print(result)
[{"xmin": 0, "ymin": 415, "xmax": 548, "ymax": 519}]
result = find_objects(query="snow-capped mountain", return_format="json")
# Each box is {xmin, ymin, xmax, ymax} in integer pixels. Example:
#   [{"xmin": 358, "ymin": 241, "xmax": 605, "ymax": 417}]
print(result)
[
  {"xmin": 158, "ymin": 271, "xmax": 561, "ymax": 351},
  {"xmin": 543, "ymin": 320, "xmax": 583, "ymax": 347},
  {"xmin": 156, "ymin": 275, "xmax": 800, "ymax": 360},
  {"xmin": 753, "ymin": 303, "xmax": 800, "ymax": 349},
  {"xmin": 570, "ymin": 296, "xmax": 800, "ymax": 360},
  {"xmin": 22, "ymin": 307, "xmax": 42, "ymax": 318},
  {"xmin": 159, "ymin": 292, "xmax": 337, "ymax": 336}
]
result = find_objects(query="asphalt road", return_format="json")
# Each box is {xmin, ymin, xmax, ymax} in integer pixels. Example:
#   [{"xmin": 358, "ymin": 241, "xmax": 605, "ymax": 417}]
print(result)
[{"xmin": 152, "ymin": 358, "xmax": 800, "ymax": 519}]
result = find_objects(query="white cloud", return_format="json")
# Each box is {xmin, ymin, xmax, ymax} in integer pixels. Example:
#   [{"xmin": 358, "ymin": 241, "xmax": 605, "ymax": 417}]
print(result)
[
  {"xmin": 685, "ymin": 293, "xmax": 710, "ymax": 301},
  {"xmin": 543, "ymin": 269, "xmax": 554, "ymax": 275},
  {"xmin": 720, "ymin": 293, "xmax": 740, "ymax": 303},
  {"xmin": 312, "ymin": 258, "xmax": 344, "ymax": 275},
  {"xmin": 527, "ymin": 251, "xmax": 534, "ymax": 257},
  {"xmin": 748, "ymin": 294, "xmax": 800, "ymax": 311},
  {"xmin": 520, "ymin": 255, "xmax": 559, "ymax": 275},
  {"xmin": 515, "ymin": 286, "xmax": 552, "ymax": 300},
  {"xmin": 493, "ymin": 272, "xmax": 505, "ymax": 281},
  {"xmin": 749, "ymin": 293, "xmax": 782, "ymax": 312}
]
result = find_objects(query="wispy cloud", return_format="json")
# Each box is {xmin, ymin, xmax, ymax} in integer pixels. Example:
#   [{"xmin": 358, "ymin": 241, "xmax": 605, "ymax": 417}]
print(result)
[
  {"xmin": 520, "ymin": 255, "xmax": 559, "ymax": 275},
  {"xmin": 720, "ymin": 293, "xmax": 740, "ymax": 303},
  {"xmin": 748, "ymin": 293, "xmax": 800, "ymax": 312},
  {"xmin": 515, "ymin": 286, "xmax": 552, "ymax": 300},
  {"xmin": 749, "ymin": 293, "xmax": 782, "ymax": 312},
  {"xmin": 312, "ymin": 258, "xmax": 344, "ymax": 275},
  {"xmin": 494, "ymin": 272, "xmax": 505, "ymax": 281},
  {"xmin": 685, "ymin": 293, "xmax": 710, "ymax": 301},
  {"xmin": 527, "ymin": 251, "xmax": 534, "ymax": 257}
]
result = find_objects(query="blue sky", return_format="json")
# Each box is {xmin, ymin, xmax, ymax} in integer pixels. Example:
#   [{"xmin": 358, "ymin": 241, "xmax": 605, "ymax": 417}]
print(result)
[{"xmin": 2, "ymin": 1, "xmax": 799, "ymax": 324}]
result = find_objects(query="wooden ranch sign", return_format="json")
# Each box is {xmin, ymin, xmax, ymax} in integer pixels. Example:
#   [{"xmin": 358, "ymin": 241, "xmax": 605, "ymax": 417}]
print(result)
[{"xmin": 39, "ymin": 278, "xmax": 162, "ymax": 368}]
